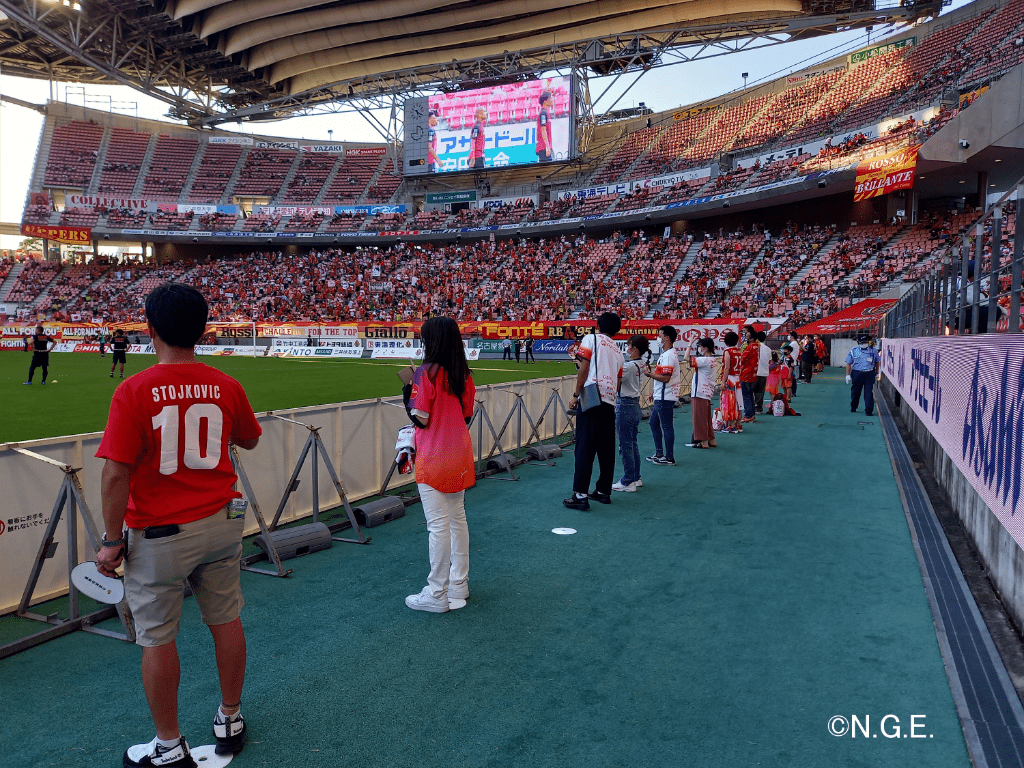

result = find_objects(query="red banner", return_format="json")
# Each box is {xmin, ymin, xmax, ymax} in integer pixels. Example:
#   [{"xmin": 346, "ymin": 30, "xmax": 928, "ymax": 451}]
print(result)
[
  {"xmin": 795, "ymin": 299, "xmax": 896, "ymax": 335},
  {"xmin": 853, "ymin": 146, "xmax": 919, "ymax": 202},
  {"xmin": 20, "ymin": 224, "xmax": 92, "ymax": 245}
]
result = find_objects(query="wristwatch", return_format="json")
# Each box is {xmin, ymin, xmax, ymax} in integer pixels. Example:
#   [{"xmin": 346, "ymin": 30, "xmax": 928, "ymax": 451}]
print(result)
[{"xmin": 101, "ymin": 532, "xmax": 125, "ymax": 548}]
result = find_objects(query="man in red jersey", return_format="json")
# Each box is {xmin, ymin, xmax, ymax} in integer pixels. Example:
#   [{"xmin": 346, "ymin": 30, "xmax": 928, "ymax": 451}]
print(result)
[
  {"xmin": 738, "ymin": 324, "xmax": 761, "ymax": 423},
  {"xmin": 536, "ymin": 91, "xmax": 553, "ymax": 163},
  {"xmin": 468, "ymin": 107, "xmax": 487, "ymax": 169},
  {"xmin": 95, "ymin": 283, "xmax": 262, "ymax": 768}
]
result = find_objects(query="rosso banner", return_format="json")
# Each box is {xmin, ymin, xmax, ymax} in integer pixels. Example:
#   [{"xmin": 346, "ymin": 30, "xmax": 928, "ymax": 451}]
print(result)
[
  {"xmin": 20, "ymin": 224, "xmax": 92, "ymax": 244},
  {"xmin": 854, "ymin": 146, "xmax": 919, "ymax": 202}
]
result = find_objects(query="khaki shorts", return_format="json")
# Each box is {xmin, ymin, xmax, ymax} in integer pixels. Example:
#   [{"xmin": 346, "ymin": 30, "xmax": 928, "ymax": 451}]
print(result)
[{"xmin": 124, "ymin": 508, "xmax": 245, "ymax": 647}]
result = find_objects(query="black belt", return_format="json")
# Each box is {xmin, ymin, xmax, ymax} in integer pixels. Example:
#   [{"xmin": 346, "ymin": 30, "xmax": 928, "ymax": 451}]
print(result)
[{"xmin": 143, "ymin": 524, "xmax": 180, "ymax": 539}]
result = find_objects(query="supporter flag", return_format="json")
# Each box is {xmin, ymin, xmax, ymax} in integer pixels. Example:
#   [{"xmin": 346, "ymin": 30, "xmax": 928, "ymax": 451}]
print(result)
[{"xmin": 853, "ymin": 146, "xmax": 919, "ymax": 202}]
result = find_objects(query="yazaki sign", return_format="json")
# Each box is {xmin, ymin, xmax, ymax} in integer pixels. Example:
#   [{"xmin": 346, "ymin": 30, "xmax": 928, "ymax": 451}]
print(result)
[{"xmin": 854, "ymin": 146, "xmax": 919, "ymax": 201}]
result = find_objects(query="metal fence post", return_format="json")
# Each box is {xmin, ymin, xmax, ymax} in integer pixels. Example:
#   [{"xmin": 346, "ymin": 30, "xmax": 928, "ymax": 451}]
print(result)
[
  {"xmin": 1010, "ymin": 185, "xmax": 1023, "ymax": 333},
  {"xmin": 989, "ymin": 205, "xmax": 1002, "ymax": 334},
  {"xmin": 971, "ymin": 223, "xmax": 983, "ymax": 334}
]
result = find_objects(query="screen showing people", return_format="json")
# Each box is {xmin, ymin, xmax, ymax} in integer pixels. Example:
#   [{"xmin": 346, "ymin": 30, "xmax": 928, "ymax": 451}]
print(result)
[{"xmin": 426, "ymin": 77, "xmax": 572, "ymax": 172}]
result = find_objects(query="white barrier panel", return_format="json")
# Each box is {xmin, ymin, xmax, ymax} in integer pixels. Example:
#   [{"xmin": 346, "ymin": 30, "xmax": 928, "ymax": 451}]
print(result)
[
  {"xmin": 128, "ymin": 344, "xmax": 156, "ymax": 355},
  {"xmin": 372, "ymin": 347, "xmax": 425, "ymax": 360},
  {"xmin": 0, "ymin": 376, "xmax": 576, "ymax": 614},
  {"xmin": 280, "ymin": 347, "xmax": 362, "ymax": 358},
  {"xmin": 881, "ymin": 335, "xmax": 1024, "ymax": 548},
  {"xmin": 195, "ymin": 345, "xmax": 268, "ymax": 357}
]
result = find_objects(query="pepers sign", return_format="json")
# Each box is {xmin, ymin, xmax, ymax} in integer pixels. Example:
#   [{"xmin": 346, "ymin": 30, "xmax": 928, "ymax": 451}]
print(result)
[{"xmin": 882, "ymin": 335, "xmax": 1024, "ymax": 549}]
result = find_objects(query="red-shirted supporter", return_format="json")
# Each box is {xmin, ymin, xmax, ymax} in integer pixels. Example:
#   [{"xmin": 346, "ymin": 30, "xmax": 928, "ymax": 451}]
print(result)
[
  {"xmin": 95, "ymin": 283, "xmax": 262, "ymax": 768},
  {"xmin": 739, "ymin": 324, "xmax": 761, "ymax": 423},
  {"xmin": 536, "ymin": 91, "xmax": 554, "ymax": 162},
  {"xmin": 403, "ymin": 316, "xmax": 476, "ymax": 613}
]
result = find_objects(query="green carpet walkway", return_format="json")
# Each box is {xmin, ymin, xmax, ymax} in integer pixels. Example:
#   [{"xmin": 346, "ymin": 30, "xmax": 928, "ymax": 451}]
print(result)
[{"xmin": 0, "ymin": 375, "xmax": 971, "ymax": 767}]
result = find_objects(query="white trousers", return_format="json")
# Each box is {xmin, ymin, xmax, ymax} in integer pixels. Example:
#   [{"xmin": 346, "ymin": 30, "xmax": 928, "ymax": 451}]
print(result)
[{"xmin": 417, "ymin": 484, "xmax": 469, "ymax": 599}]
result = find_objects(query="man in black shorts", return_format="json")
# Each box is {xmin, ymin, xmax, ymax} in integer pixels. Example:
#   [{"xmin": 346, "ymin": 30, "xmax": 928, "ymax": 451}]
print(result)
[
  {"xmin": 24, "ymin": 325, "xmax": 55, "ymax": 385},
  {"xmin": 110, "ymin": 328, "xmax": 129, "ymax": 378}
]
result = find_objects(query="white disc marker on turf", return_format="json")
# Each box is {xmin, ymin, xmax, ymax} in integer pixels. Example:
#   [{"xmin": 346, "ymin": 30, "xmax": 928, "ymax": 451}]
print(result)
[
  {"xmin": 552, "ymin": 528, "xmax": 577, "ymax": 535},
  {"xmin": 190, "ymin": 745, "xmax": 233, "ymax": 766}
]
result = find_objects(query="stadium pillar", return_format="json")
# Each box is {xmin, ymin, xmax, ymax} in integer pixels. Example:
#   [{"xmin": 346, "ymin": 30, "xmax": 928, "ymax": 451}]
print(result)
[
  {"xmin": 977, "ymin": 171, "xmax": 988, "ymax": 209},
  {"xmin": 92, "ymin": 239, "xmax": 98, "ymax": 261}
]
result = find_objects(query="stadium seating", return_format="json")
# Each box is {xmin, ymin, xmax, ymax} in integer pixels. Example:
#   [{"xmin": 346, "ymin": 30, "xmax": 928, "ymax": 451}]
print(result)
[
  {"xmin": 59, "ymin": 207, "xmax": 101, "ymax": 227},
  {"xmin": 44, "ymin": 120, "xmax": 103, "ymax": 189},
  {"xmin": 149, "ymin": 210, "xmax": 194, "ymax": 231},
  {"xmin": 23, "ymin": 204, "xmax": 52, "ymax": 224},
  {"xmin": 97, "ymin": 127, "xmax": 150, "ymax": 196},
  {"xmin": 321, "ymin": 156, "xmax": 382, "ymax": 205},
  {"xmin": 731, "ymin": 71, "xmax": 844, "ymax": 152},
  {"xmin": 488, "ymin": 201, "xmax": 535, "ymax": 225},
  {"xmin": 141, "ymin": 135, "xmax": 200, "ymax": 200},
  {"xmin": 197, "ymin": 212, "xmax": 238, "ymax": 232},
  {"xmin": 106, "ymin": 208, "xmax": 148, "ymax": 228},
  {"xmin": 283, "ymin": 213, "xmax": 324, "ymax": 232},
  {"xmin": 281, "ymin": 152, "xmax": 337, "ymax": 204},
  {"xmin": 593, "ymin": 126, "xmax": 661, "ymax": 183},
  {"xmin": 4, "ymin": 260, "xmax": 61, "ymax": 303},
  {"xmin": 33, "ymin": 263, "xmax": 110, "ymax": 313},
  {"xmin": 232, "ymin": 149, "xmax": 297, "ymax": 198},
  {"xmin": 189, "ymin": 143, "xmax": 243, "ymax": 203},
  {"xmin": 241, "ymin": 212, "xmax": 280, "ymax": 232},
  {"xmin": 324, "ymin": 212, "xmax": 367, "ymax": 232}
]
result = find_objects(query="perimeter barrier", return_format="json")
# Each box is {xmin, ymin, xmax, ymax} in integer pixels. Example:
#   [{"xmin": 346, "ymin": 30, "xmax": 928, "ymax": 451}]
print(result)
[
  {"xmin": 0, "ymin": 375, "xmax": 577, "ymax": 623},
  {"xmin": 876, "ymin": 174, "xmax": 1024, "ymax": 632},
  {"xmin": 879, "ymin": 175, "xmax": 1023, "ymax": 339}
]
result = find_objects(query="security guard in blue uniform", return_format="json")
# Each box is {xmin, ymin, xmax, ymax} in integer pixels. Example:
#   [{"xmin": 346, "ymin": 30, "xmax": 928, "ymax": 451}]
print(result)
[{"xmin": 845, "ymin": 333, "xmax": 881, "ymax": 416}]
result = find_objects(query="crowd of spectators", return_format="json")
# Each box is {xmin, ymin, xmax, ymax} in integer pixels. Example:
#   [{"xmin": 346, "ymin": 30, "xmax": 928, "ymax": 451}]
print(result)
[{"xmin": 661, "ymin": 232, "xmax": 766, "ymax": 317}]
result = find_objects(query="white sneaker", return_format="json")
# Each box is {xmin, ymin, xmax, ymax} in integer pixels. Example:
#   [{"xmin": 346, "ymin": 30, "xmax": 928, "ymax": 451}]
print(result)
[
  {"xmin": 635, "ymin": 479, "xmax": 643, "ymax": 488},
  {"xmin": 448, "ymin": 582, "xmax": 469, "ymax": 600},
  {"xmin": 405, "ymin": 586, "xmax": 449, "ymax": 613},
  {"xmin": 124, "ymin": 736, "xmax": 196, "ymax": 768},
  {"xmin": 611, "ymin": 481, "xmax": 637, "ymax": 492}
]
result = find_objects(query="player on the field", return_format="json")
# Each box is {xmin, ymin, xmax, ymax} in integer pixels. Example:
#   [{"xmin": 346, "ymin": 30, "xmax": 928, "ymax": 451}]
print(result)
[
  {"xmin": 468, "ymin": 107, "xmax": 487, "ymax": 170},
  {"xmin": 23, "ymin": 325, "xmax": 55, "ymax": 385},
  {"xmin": 428, "ymin": 109, "xmax": 441, "ymax": 172},
  {"xmin": 95, "ymin": 283, "xmax": 262, "ymax": 768},
  {"xmin": 536, "ymin": 91, "xmax": 554, "ymax": 163},
  {"xmin": 110, "ymin": 328, "xmax": 129, "ymax": 378}
]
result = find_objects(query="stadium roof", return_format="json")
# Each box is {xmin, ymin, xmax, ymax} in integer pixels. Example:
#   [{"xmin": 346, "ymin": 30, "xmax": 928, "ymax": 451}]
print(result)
[{"xmin": 0, "ymin": 0, "xmax": 942, "ymax": 126}]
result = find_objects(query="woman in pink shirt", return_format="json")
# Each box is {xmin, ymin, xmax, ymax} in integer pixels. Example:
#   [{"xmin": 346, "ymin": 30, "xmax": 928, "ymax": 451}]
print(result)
[{"xmin": 405, "ymin": 316, "xmax": 476, "ymax": 613}]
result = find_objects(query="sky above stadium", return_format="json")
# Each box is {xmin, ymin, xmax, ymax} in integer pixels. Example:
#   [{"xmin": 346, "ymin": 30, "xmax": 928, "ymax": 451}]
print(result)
[{"xmin": 0, "ymin": 0, "xmax": 972, "ymax": 251}]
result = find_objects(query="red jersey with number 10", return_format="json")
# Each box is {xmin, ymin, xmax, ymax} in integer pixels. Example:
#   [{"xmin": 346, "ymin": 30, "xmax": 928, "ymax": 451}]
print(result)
[{"xmin": 96, "ymin": 363, "xmax": 262, "ymax": 529}]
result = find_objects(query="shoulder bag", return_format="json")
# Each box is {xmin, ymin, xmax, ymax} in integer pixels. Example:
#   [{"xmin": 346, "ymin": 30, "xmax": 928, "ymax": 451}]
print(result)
[{"xmin": 578, "ymin": 333, "xmax": 604, "ymax": 412}]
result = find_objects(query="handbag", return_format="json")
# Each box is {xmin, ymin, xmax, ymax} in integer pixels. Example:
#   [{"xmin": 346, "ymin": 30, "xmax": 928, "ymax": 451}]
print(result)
[{"xmin": 577, "ymin": 333, "xmax": 604, "ymax": 412}]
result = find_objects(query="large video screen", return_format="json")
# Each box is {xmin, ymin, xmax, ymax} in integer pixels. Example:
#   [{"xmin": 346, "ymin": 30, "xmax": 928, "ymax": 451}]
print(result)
[{"xmin": 417, "ymin": 76, "xmax": 572, "ymax": 173}]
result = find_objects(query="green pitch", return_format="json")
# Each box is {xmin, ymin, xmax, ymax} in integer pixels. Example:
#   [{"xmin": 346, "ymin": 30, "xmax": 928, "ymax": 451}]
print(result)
[{"xmin": 0, "ymin": 351, "xmax": 573, "ymax": 443}]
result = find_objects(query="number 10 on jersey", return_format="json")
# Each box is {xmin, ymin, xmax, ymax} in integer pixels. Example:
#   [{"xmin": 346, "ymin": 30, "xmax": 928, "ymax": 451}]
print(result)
[{"xmin": 152, "ymin": 404, "xmax": 224, "ymax": 475}]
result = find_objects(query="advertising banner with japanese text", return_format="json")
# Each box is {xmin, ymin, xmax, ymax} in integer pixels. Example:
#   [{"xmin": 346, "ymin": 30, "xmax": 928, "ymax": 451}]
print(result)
[
  {"xmin": 881, "ymin": 335, "xmax": 1024, "ymax": 549},
  {"xmin": 853, "ymin": 146, "xmax": 919, "ymax": 202}
]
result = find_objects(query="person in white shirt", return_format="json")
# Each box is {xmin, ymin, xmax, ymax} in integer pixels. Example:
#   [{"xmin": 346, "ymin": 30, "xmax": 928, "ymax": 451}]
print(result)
[
  {"xmin": 688, "ymin": 337, "xmax": 720, "ymax": 449},
  {"xmin": 754, "ymin": 330, "xmax": 772, "ymax": 413},
  {"xmin": 564, "ymin": 313, "xmax": 625, "ymax": 511},
  {"xmin": 645, "ymin": 325, "xmax": 680, "ymax": 466}
]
